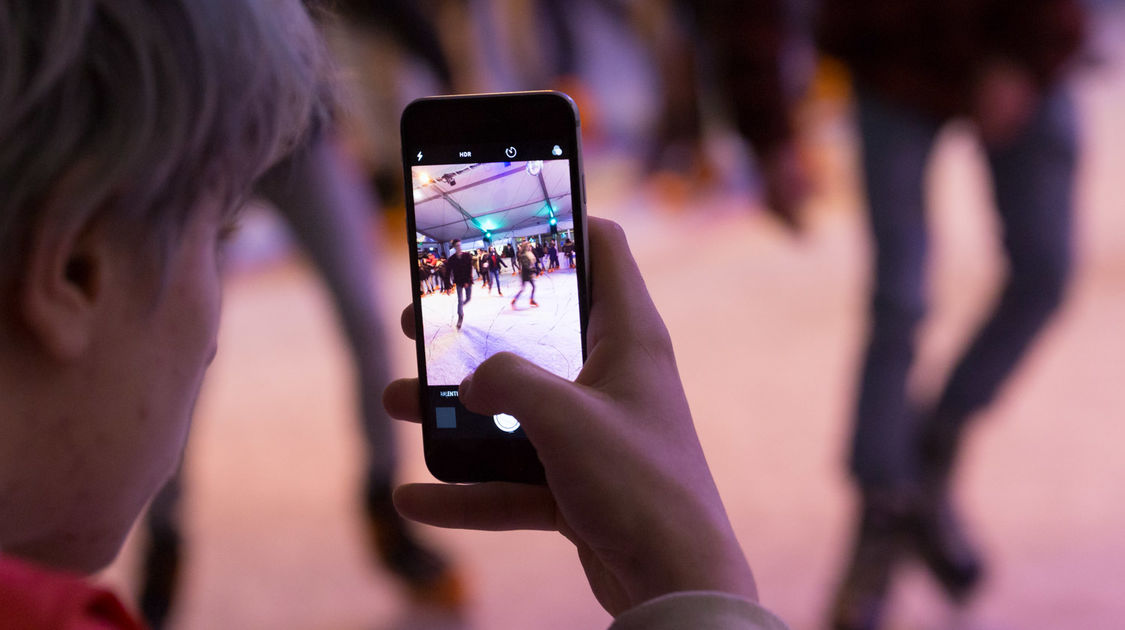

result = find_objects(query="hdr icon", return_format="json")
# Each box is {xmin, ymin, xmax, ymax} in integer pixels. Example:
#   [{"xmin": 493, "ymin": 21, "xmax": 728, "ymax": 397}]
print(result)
[{"xmin": 459, "ymin": 151, "xmax": 472, "ymax": 158}]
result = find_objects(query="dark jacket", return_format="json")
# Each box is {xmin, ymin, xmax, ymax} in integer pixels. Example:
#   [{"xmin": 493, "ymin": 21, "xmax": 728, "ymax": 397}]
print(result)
[
  {"xmin": 683, "ymin": 0, "xmax": 795, "ymax": 155},
  {"xmin": 817, "ymin": 0, "xmax": 1086, "ymax": 119},
  {"xmin": 448, "ymin": 251, "xmax": 474, "ymax": 284}
]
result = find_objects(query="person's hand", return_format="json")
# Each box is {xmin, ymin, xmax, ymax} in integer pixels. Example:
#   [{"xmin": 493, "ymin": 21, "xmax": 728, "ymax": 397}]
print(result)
[
  {"xmin": 383, "ymin": 217, "xmax": 757, "ymax": 615},
  {"xmin": 972, "ymin": 59, "xmax": 1039, "ymax": 147},
  {"xmin": 759, "ymin": 141, "xmax": 812, "ymax": 234}
]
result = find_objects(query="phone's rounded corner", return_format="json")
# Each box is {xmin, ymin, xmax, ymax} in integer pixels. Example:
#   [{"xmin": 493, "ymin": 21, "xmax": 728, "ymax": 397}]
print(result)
[
  {"xmin": 544, "ymin": 90, "xmax": 581, "ymax": 127},
  {"xmin": 422, "ymin": 445, "xmax": 461, "ymax": 484},
  {"xmin": 400, "ymin": 95, "xmax": 429, "ymax": 116},
  {"xmin": 399, "ymin": 97, "xmax": 434, "ymax": 135}
]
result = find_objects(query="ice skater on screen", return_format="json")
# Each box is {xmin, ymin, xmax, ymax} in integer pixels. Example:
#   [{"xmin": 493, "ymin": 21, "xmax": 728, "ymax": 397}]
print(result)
[
  {"xmin": 533, "ymin": 240, "xmax": 546, "ymax": 276},
  {"xmin": 548, "ymin": 238, "xmax": 561, "ymax": 271},
  {"xmin": 475, "ymin": 248, "xmax": 488, "ymax": 288},
  {"xmin": 486, "ymin": 246, "xmax": 507, "ymax": 295},
  {"xmin": 504, "ymin": 242, "xmax": 519, "ymax": 275},
  {"xmin": 511, "ymin": 241, "xmax": 540, "ymax": 309},
  {"xmin": 447, "ymin": 238, "xmax": 475, "ymax": 329},
  {"xmin": 479, "ymin": 248, "xmax": 492, "ymax": 292}
]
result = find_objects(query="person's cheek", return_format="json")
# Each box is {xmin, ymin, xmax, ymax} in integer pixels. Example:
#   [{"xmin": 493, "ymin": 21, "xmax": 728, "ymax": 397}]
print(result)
[{"xmin": 181, "ymin": 234, "xmax": 223, "ymax": 386}]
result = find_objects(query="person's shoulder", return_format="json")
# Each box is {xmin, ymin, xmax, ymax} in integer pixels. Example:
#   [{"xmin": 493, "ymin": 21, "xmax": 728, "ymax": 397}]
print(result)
[{"xmin": 0, "ymin": 555, "xmax": 145, "ymax": 630}]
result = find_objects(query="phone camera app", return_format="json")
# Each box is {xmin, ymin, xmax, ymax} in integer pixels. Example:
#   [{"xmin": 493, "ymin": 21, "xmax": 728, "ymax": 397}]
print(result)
[{"xmin": 413, "ymin": 158, "xmax": 581, "ymax": 388}]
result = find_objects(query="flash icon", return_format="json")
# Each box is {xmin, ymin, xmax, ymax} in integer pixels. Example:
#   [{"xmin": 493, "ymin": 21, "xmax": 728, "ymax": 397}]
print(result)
[{"xmin": 416, "ymin": 151, "xmax": 423, "ymax": 161}]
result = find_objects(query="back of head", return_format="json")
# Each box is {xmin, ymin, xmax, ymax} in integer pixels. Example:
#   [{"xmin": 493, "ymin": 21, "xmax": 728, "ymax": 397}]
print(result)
[
  {"xmin": 0, "ymin": 0, "xmax": 332, "ymax": 572},
  {"xmin": 0, "ymin": 0, "xmax": 331, "ymax": 308}
]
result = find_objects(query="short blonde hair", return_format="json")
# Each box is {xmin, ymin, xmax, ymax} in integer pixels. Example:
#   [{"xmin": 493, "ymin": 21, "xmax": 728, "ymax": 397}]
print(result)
[{"xmin": 0, "ymin": 0, "xmax": 330, "ymax": 272}]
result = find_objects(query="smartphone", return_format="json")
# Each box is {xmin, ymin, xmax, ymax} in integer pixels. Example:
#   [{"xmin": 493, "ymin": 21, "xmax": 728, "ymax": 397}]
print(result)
[{"xmin": 401, "ymin": 91, "xmax": 590, "ymax": 484}]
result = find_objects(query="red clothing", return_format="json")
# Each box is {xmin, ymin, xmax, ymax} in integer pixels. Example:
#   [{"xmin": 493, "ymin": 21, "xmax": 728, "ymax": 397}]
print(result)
[{"xmin": 0, "ymin": 555, "xmax": 144, "ymax": 630}]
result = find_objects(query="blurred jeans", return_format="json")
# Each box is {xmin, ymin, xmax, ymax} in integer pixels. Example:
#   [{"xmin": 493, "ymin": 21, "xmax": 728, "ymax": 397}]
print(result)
[
  {"xmin": 850, "ymin": 86, "xmax": 1078, "ymax": 489},
  {"xmin": 456, "ymin": 283, "xmax": 473, "ymax": 319}
]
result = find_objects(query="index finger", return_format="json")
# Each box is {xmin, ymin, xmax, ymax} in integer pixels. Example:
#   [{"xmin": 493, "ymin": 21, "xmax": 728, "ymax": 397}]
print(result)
[
  {"xmin": 383, "ymin": 377, "xmax": 422, "ymax": 423},
  {"xmin": 400, "ymin": 304, "xmax": 416, "ymax": 340}
]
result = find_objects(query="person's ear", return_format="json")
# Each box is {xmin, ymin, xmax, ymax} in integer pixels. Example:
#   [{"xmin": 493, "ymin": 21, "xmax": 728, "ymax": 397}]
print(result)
[{"xmin": 19, "ymin": 209, "xmax": 113, "ymax": 361}]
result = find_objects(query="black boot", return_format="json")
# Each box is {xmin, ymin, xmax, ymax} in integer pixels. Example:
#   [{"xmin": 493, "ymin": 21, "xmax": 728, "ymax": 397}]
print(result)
[
  {"xmin": 830, "ymin": 490, "xmax": 911, "ymax": 630},
  {"xmin": 911, "ymin": 421, "xmax": 985, "ymax": 602}
]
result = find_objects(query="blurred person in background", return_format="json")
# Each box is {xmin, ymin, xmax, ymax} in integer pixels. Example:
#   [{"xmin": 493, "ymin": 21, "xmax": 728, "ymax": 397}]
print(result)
[
  {"xmin": 467, "ymin": 0, "xmax": 601, "ymax": 125},
  {"xmin": 815, "ymin": 2, "xmax": 1087, "ymax": 629},
  {"xmin": 302, "ymin": 0, "xmax": 460, "ymax": 209},
  {"xmin": 317, "ymin": 0, "xmax": 456, "ymax": 92},
  {"xmin": 639, "ymin": 0, "xmax": 813, "ymax": 229}
]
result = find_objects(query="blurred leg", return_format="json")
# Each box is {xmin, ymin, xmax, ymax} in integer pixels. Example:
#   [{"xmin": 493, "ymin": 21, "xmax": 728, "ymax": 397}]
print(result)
[
  {"xmin": 330, "ymin": 0, "xmax": 454, "ymax": 90},
  {"xmin": 850, "ymin": 92, "xmax": 941, "ymax": 490},
  {"xmin": 644, "ymin": 1, "xmax": 705, "ymax": 173},
  {"xmin": 263, "ymin": 136, "xmax": 465, "ymax": 609},
  {"xmin": 926, "ymin": 86, "xmax": 1077, "ymax": 440},
  {"xmin": 266, "ymin": 139, "xmax": 398, "ymax": 482},
  {"xmin": 537, "ymin": 0, "xmax": 577, "ymax": 78},
  {"xmin": 910, "ymin": 87, "xmax": 1077, "ymax": 606},
  {"xmin": 832, "ymin": 92, "xmax": 941, "ymax": 630}
]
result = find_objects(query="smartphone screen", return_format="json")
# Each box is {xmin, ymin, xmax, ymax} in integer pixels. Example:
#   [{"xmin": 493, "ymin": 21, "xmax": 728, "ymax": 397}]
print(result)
[{"xmin": 401, "ymin": 92, "xmax": 588, "ymax": 482}]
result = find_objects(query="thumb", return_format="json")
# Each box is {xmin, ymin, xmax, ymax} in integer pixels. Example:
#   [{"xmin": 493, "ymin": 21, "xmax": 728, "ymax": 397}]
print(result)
[{"xmin": 459, "ymin": 351, "xmax": 589, "ymax": 446}]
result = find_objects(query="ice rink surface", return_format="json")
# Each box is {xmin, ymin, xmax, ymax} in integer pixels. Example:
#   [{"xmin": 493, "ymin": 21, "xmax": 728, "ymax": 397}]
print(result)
[{"xmin": 420, "ymin": 269, "xmax": 582, "ymax": 385}]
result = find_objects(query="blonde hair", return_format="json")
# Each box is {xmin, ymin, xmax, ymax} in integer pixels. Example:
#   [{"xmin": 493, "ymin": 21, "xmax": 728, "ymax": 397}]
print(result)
[{"xmin": 0, "ymin": 0, "xmax": 331, "ymax": 272}]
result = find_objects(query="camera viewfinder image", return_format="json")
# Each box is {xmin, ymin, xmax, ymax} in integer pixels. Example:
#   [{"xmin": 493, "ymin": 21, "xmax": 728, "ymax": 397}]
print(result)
[{"xmin": 413, "ymin": 160, "xmax": 582, "ymax": 386}]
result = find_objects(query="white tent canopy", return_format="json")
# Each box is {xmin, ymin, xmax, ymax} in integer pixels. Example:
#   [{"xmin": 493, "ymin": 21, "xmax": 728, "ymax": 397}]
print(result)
[{"xmin": 412, "ymin": 160, "xmax": 573, "ymax": 244}]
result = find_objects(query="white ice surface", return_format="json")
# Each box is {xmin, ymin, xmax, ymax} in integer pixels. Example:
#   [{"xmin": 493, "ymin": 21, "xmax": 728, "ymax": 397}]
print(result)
[{"xmin": 421, "ymin": 267, "xmax": 582, "ymax": 385}]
